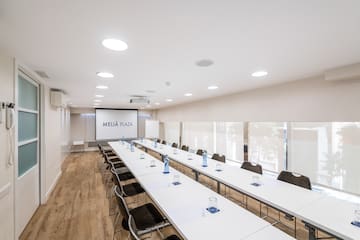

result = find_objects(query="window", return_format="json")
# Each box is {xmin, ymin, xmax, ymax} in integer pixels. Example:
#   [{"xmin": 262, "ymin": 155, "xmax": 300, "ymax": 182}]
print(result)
[
  {"xmin": 163, "ymin": 122, "xmax": 180, "ymax": 145},
  {"xmin": 215, "ymin": 122, "xmax": 244, "ymax": 163},
  {"xmin": 248, "ymin": 122, "xmax": 286, "ymax": 173},
  {"xmin": 289, "ymin": 122, "xmax": 360, "ymax": 195},
  {"xmin": 182, "ymin": 122, "xmax": 214, "ymax": 152}
]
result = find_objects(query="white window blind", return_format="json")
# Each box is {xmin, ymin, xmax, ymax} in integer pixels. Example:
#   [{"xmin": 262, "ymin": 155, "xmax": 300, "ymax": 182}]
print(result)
[
  {"xmin": 248, "ymin": 122, "xmax": 286, "ymax": 173},
  {"xmin": 215, "ymin": 122, "xmax": 244, "ymax": 163},
  {"xmin": 289, "ymin": 122, "xmax": 360, "ymax": 195},
  {"xmin": 182, "ymin": 122, "xmax": 214, "ymax": 152},
  {"xmin": 164, "ymin": 122, "xmax": 180, "ymax": 145}
]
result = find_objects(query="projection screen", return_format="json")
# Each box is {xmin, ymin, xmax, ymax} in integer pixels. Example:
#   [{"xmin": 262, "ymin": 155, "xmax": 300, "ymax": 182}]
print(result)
[{"xmin": 95, "ymin": 109, "xmax": 138, "ymax": 140}]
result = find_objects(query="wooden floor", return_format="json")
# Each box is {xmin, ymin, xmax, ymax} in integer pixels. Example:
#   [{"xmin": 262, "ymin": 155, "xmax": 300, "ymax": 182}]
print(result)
[{"xmin": 20, "ymin": 151, "xmax": 329, "ymax": 240}]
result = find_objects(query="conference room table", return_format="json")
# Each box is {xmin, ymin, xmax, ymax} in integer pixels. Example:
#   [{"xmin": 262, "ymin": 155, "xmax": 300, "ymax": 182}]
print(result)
[
  {"xmin": 134, "ymin": 139, "xmax": 360, "ymax": 240},
  {"xmin": 109, "ymin": 141, "xmax": 295, "ymax": 240}
]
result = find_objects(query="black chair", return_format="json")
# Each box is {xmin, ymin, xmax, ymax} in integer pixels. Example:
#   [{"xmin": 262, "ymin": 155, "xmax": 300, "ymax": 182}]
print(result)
[
  {"xmin": 181, "ymin": 145, "xmax": 189, "ymax": 152},
  {"xmin": 162, "ymin": 140, "xmax": 167, "ymax": 145},
  {"xmin": 114, "ymin": 187, "xmax": 169, "ymax": 234},
  {"xmin": 196, "ymin": 149, "xmax": 203, "ymax": 156},
  {"xmin": 111, "ymin": 168, "xmax": 144, "ymax": 197},
  {"xmin": 212, "ymin": 153, "xmax": 225, "ymax": 163},
  {"xmin": 157, "ymin": 139, "xmax": 161, "ymax": 143},
  {"xmin": 171, "ymin": 143, "xmax": 178, "ymax": 148},
  {"xmin": 241, "ymin": 162, "xmax": 263, "ymax": 174},
  {"xmin": 129, "ymin": 214, "xmax": 180, "ymax": 240},
  {"xmin": 277, "ymin": 171, "xmax": 312, "ymax": 190}
]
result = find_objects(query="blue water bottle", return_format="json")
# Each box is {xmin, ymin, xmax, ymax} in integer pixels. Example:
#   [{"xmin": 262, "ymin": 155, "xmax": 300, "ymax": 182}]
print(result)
[
  {"xmin": 202, "ymin": 151, "xmax": 208, "ymax": 167},
  {"xmin": 154, "ymin": 140, "xmax": 158, "ymax": 148},
  {"xmin": 131, "ymin": 142, "xmax": 134, "ymax": 152},
  {"xmin": 163, "ymin": 155, "xmax": 170, "ymax": 174}
]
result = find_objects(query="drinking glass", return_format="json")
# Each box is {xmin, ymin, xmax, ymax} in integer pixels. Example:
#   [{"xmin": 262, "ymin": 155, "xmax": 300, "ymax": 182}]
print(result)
[
  {"xmin": 173, "ymin": 174, "xmax": 180, "ymax": 184},
  {"xmin": 150, "ymin": 159, "xmax": 156, "ymax": 167},
  {"xmin": 208, "ymin": 196, "xmax": 218, "ymax": 213},
  {"xmin": 215, "ymin": 163, "xmax": 222, "ymax": 172},
  {"xmin": 140, "ymin": 153, "xmax": 145, "ymax": 159}
]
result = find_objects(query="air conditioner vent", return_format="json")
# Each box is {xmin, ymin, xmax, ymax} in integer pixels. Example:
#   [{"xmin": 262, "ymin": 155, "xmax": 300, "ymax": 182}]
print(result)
[{"xmin": 35, "ymin": 70, "xmax": 50, "ymax": 79}]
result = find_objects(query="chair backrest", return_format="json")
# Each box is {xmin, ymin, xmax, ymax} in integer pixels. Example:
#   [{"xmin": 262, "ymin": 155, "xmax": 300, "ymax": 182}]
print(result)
[
  {"xmin": 128, "ymin": 215, "xmax": 140, "ymax": 240},
  {"xmin": 156, "ymin": 139, "xmax": 161, "ymax": 143},
  {"xmin": 171, "ymin": 143, "xmax": 178, "ymax": 148},
  {"xmin": 181, "ymin": 145, "xmax": 189, "ymax": 151},
  {"xmin": 212, "ymin": 153, "xmax": 225, "ymax": 163},
  {"xmin": 241, "ymin": 161, "xmax": 263, "ymax": 174},
  {"xmin": 196, "ymin": 149, "xmax": 204, "ymax": 156},
  {"xmin": 277, "ymin": 171, "xmax": 312, "ymax": 190},
  {"xmin": 114, "ymin": 186, "xmax": 130, "ymax": 224},
  {"xmin": 162, "ymin": 140, "xmax": 167, "ymax": 145},
  {"xmin": 110, "ymin": 167, "xmax": 121, "ymax": 187}
]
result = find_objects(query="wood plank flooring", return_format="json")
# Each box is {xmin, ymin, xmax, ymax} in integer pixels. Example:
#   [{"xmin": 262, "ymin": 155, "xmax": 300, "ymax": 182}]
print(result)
[{"xmin": 20, "ymin": 150, "xmax": 331, "ymax": 240}]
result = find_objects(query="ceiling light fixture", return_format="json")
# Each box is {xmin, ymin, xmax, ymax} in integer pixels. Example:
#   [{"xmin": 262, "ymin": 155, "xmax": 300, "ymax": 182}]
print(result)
[
  {"xmin": 207, "ymin": 85, "xmax": 218, "ymax": 90},
  {"xmin": 96, "ymin": 85, "xmax": 108, "ymax": 89},
  {"xmin": 102, "ymin": 38, "xmax": 128, "ymax": 51},
  {"xmin": 252, "ymin": 71, "xmax": 268, "ymax": 77},
  {"xmin": 154, "ymin": 102, "xmax": 160, "ymax": 105},
  {"xmin": 94, "ymin": 99, "xmax": 102, "ymax": 102},
  {"xmin": 95, "ymin": 94, "xmax": 104, "ymax": 98},
  {"xmin": 96, "ymin": 72, "xmax": 114, "ymax": 78},
  {"xmin": 184, "ymin": 93, "xmax": 193, "ymax": 97},
  {"xmin": 165, "ymin": 99, "xmax": 173, "ymax": 102}
]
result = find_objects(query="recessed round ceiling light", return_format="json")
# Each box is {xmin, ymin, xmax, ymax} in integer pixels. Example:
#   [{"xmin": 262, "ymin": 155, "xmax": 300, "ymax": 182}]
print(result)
[
  {"xmin": 154, "ymin": 102, "xmax": 160, "ymax": 105},
  {"xmin": 196, "ymin": 59, "xmax": 214, "ymax": 67},
  {"xmin": 96, "ymin": 72, "xmax": 114, "ymax": 78},
  {"xmin": 207, "ymin": 85, "xmax": 218, "ymax": 90},
  {"xmin": 94, "ymin": 99, "xmax": 102, "ymax": 102},
  {"xmin": 96, "ymin": 85, "xmax": 108, "ymax": 89},
  {"xmin": 102, "ymin": 38, "xmax": 128, "ymax": 51},
  {"xmin": 95, "ymin": 94, "xmax": 104, "ymax": 98},
  {"xmin": 184, "ymin": 93, "xmax": 193, "ymax": 97},
  {"xmin": 165, "ymin": 99, "xmax": 173, "ymax": 102},
  {"xmin": 252, "ymin": 71, "xmax": 268, "ymax": 77}
]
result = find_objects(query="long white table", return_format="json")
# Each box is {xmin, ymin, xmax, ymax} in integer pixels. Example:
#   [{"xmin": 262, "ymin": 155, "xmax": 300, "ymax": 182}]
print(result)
[
  {"xmin": 134, "ymin": 139, "xmax": 360, "ymax": 240},
  {"xmin": 110, "ymin": 141, "xmax": 294, "ymax": 240}
]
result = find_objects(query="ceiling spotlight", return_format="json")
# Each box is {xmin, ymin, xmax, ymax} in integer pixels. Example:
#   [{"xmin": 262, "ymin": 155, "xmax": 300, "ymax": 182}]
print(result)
[
  {"xmin": 207, "ymin": 85, "xmax": 218, "ymax": 90},
  {"xmin": 165, "ymin": 99, "xmax": 173, "ymax": 102},
  {"xmin": 184, "ymin": 93, "xmax": 193, "ymax": 97},
  {"xmin": 95, "ymin": 95, "xmax": 104, "ymax": 98},
  {"xmin": 154, "ymin": 102, "xmax": 160, "ymax": 105},
  {"xmin": 252, "ymin": 71, "xmax": 268, "ymax": 77},
  {"xmin": 96, "ymin": 72, "xmax": 114, "ymax": 78},
  {"xmin": 96, "ymin": 85, "xmax": 108, "ymax": 89},
  {"xmin": 94, "ymin": 99, "xmax": 102, "ymax": 102},
  {"xmin": 102, "ymin": 38, "xmax": 128, "ymax": 51}
]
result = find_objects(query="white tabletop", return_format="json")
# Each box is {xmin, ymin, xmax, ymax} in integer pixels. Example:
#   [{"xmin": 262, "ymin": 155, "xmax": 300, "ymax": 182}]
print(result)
[
  {"xmin": 110, "ymin": 141, "xmax": 295, "ymax": 240},
  {"xmin": 134, "ymin": 139, "xmax": 360, "ymax": 239},
  {"xmin": 297, "ymin": 196, "xmax": 360, "ymax": 240}
]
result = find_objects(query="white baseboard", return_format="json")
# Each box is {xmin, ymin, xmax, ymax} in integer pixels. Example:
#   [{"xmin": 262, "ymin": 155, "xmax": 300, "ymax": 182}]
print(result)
[{"xmin": 45, "ymin": 170, "xmax": 62, "ymax": 202}]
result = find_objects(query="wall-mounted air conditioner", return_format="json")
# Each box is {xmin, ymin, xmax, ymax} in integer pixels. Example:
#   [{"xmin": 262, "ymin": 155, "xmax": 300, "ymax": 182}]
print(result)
[{"xmin": 50, "ymin": 90, "xmax": 66, "ymax": 108}]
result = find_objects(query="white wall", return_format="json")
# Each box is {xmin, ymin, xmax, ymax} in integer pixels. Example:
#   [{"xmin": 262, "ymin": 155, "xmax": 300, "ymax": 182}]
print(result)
[
  {"xmin": 0, "ymin": 55, "xmax": 15, "ymax": 240},
  {"xmin": 43, "ymin": 86, "xmax": 70, "ymax": 201},
  {"xmin": 156, "ymin": 76, "xmax": 360, "ymax": 121}
]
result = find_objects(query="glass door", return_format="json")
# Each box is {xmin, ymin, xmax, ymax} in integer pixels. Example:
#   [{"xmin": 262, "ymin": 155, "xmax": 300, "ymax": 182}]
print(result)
[{"xmin": 15, "ymin": 71, "xmax": 40, "ymax": 237}]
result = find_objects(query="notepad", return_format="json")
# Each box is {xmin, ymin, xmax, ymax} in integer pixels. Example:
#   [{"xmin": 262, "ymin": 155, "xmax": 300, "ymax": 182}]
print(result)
[{"xmin": 206, "ymin": 207, "xmax": 220, "ymax": 214}]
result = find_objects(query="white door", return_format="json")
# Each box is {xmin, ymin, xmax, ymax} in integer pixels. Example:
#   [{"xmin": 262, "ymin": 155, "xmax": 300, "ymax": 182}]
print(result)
[{"xmin": 15, "ymin": 71, "xmax": 40, "ymax": 237}]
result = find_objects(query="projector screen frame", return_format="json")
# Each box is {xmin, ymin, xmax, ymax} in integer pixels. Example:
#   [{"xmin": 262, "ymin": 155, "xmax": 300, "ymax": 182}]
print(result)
[{"xmin": 95, "ymin": 108, "xmax": 139, "ymax": 141}]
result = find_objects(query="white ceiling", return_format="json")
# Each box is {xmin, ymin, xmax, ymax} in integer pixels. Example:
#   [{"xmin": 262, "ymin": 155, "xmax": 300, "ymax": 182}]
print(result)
[{"xmin": 1, "ymin": 0, "xmax": 360, "ymax": 109}]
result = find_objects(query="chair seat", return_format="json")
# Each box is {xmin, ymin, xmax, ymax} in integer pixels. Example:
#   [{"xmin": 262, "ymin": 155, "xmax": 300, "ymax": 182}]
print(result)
[
  {"xmin": 112, "ymin": 162, "xmax": 125, "ymax": 168},
  {"xmin": 166, "ymin": 235, "xmax": 181, "ymax": 240},
  {"xmin": 118, "ymin": 171, "xmax": 134, "ymax": 181},
  {"xmin": 123, "ymin": 182, "xmax": 145, "ymax": 196},
  {"xmin": 130, "ymin": 203, "xmax": 165, "ymax": 230}
]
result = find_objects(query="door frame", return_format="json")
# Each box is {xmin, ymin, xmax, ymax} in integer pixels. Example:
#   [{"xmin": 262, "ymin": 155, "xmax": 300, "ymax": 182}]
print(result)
[{"xmin": 14, "ymin": 61, "xmax": 47, "ymax": 238}]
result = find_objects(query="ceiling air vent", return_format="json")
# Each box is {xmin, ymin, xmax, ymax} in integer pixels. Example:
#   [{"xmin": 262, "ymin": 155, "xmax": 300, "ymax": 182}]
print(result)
[{"xmin": 35, "ymin": 70, "xmax": 50, "ymax": 79}]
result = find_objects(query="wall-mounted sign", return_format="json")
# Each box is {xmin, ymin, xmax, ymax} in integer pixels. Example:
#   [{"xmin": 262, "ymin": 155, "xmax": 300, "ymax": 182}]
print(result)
[{"xmin": 95, "ymin": 109, "xmax": 138, "ymax": 140}]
